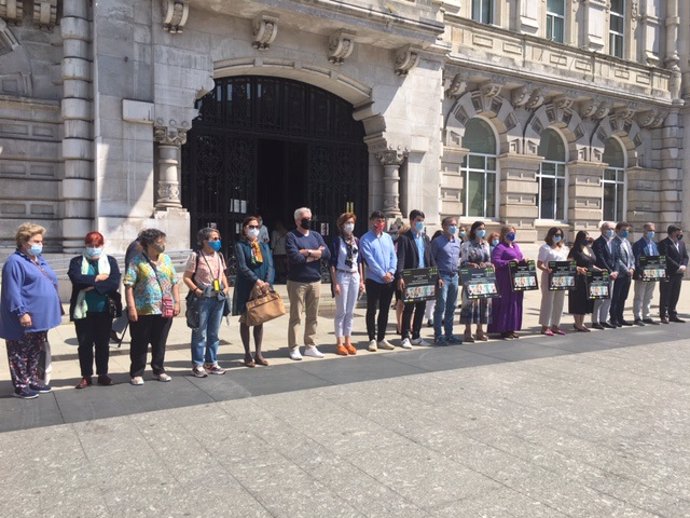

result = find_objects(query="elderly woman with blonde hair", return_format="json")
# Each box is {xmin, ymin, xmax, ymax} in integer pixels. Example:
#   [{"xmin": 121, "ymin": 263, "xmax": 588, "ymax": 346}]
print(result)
[
  {"xmin": 0, "ymin": 223, "xmax": 62, "ymax": 398},
  {"xmin": 488, "ymin": 224, "xmax": 525, "ymax": 339}
]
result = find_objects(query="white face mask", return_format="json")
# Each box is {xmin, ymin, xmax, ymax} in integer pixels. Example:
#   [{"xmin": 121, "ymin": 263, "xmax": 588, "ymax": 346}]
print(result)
[
  {"xmin": 247, "ymin": 228, "xmax": 260, "ymax": 240},
  {"xmin": 343, "ymin": 223, "xmax": 354, "ymax": 234}
]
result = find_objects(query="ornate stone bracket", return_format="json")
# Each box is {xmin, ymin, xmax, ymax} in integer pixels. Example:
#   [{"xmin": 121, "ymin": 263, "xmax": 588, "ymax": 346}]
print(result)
[
  {"xmin": 444, "ymin": 73, "xmax": 467, "ymax": 99},
  {"xmin": 636, "ymin": 109, "xmax": 667, "ymax": 129},
  {"xmin": 0, "ymin": 0, "xmax": 23, "ymax": 24},
  {"xmin": 511, "ymin": 86, "xmax": 544, "ymax": 110},
  {"xmin": 376, "ymin": 148, "xmax": 408, "ymax": 218},
  {"xmin": 154, "ymin": 122, "xmax": 188, "ymax": 209},
  {"xmin": 480, "ymin": 82, "xmax": 502, "ymax": 99},
  {"xmin": 252, "ymin": 12, "xmax": 279, "ymax": 50},
  {"xmin": 327, "ymin": 30, "xmax": 355, "ymax": 65},
  {"xmin": 33, "ymin": 0, "xmax": 57, "ymax": 28},
  {"xmin": 0, "ymin": 18, "xmax": 19, "ymax": 55},
  {"xmin": 162, "ymin": 0, "xmax": 189, "ymax": 34},
  {"xmin": 552, "ymin": 95, "xmax": 574, "ymax": 111},
  {"xmin": 393, "ymin": 45, "xmax": 420, "ymax": 76}
]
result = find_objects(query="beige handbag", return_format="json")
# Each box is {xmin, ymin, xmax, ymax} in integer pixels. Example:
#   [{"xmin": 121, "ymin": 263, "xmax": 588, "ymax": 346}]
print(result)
[{"xmin": 245, "ymin": 289, "xmax": 286, "ymax": 326}]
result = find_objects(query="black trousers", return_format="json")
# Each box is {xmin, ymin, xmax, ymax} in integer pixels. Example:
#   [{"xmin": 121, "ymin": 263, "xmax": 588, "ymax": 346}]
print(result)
[
  {"xmin": 74, "ymin": 311, "xmax": 112, "ymax": 377},
  {"xmin": 129, "ymin": 315, "xmax": 172, "ymax": 377},
  {"xmin": 365, "ymin": 279, "xmax": 395, "ymax": 341},
  {"xmin": 401, "ymin": 300, "xmax": 426, "ymax": 340},
  {"xmin": 659, "ymin": 273, "xmax": 683, "ymax": 318},
  {"xmin": 609, "ymin": 273, "xmax": 631, "ymax": 324}
]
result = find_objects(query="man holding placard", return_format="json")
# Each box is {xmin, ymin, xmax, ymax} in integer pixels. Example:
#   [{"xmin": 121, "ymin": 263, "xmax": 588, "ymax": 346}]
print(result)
[
  {"xmin": 658, "ymin": 225, "xmax": 688, "ymax": 324},
  {"xmin": 632, "ymin": 222, "xmax": 660, "ymax": 325},
  {"xmin": 591, "ymin": 222, "xmax": 618, "ymax": 329},
  {"xmin": 609, "ymin": 221, "xmax": 635, "ymax": 327}
]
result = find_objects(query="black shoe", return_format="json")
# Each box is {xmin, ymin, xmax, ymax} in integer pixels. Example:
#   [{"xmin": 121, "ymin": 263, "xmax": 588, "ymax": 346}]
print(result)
[
  {"xmin": 669, "ymin": 317, "xmax": 686, "ymax": 323},
  {"xmin": 591, "ymin": 323, "xmax": 605, "ymax": 330},
  {"xmin": 633, "ymin": 319, "xmax": 646, "ymax": 326},
  {"xmin": 642, "ymin": 319, "xmax": 659, "ymax": 325},
  {"xmin": 602, "ymin": 322, "xmax": 616, "ymax": 329},
  {"xmin": 660, "ymin": 316, "xmax": 669, "ymax": 324},
  {"xmin": 619, "ymin": 320, "xmax": 633, "ymax": 326},
  {"xmin": 426, "ymin": 319, "xmax": 433, "ymax": 328},
  {"xmin": 29, "ymin": 382, "xmax": 52, "ymax": 393}
]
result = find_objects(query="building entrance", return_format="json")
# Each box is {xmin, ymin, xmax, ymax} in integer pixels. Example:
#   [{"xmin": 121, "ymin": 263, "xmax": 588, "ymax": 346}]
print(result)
[{"xmin": 181, "ymin": 76, "xmax": 369, "ymax": 264}]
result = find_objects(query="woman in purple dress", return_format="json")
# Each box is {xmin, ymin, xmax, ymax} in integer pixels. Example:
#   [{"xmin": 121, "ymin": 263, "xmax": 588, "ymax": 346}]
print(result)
[{"xmin": 488, "ymin": 225, "xmax": 525, "ymax": 339}]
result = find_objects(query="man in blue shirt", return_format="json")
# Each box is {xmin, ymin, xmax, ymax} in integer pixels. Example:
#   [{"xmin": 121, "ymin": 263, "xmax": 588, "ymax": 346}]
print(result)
[
  {"xmin": 632, "ymin": 222, "xmax": 659, "ymax": 325},
  {"xmin": 396, "ymin": 210, "xmax": 435, "ymax": 348},
  {"xmin": 360, "ymin": 210, "xmax": 397, "ymax": 351},
  {"xmin": 430, "ymin": 216, "xmax": 462, "ymax": 345},
  {"xmin": 285, "ymin": 207, "xmax": 331, "ymax": 360}
]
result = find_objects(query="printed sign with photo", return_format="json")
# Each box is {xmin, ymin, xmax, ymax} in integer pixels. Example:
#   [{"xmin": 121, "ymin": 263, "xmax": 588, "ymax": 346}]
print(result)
[
  {"xmin": 548, "ymin": 260, "xmax": 577, "ymax": 291},
  {"xmin": 509, "ymin": 259, "xmax": 539, "ymax": 291},
  {"xmin": 639, "ymin": 255, "xmax": 667, "ymax": 281},
  {"xmin": 401, "ymin": 267, "xmax": 438, "ymax": 303},
  {"xmin": 587, "ymin": 270, "xmax": 610, "ymax": 299},
  {"xmin": 460, "ymin": 267, "xmax": 500, "ymax": 299}
]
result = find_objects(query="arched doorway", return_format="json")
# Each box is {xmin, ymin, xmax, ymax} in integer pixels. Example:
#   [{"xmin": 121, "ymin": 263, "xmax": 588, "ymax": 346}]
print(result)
[{"xmin": 181, "ymin": 76, "xmax": 369, "ymax": 255}]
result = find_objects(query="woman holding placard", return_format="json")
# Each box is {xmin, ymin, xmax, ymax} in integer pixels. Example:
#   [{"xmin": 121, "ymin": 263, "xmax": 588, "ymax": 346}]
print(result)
[
  {"xmin": 488, "ymin": 225, "xmax": 524, "ymax": 339},
  {"xmin": 460, "ymin": 221, "xmax": 492, "ymax": 342},
  {"xmin": 537, "ymin": 227, "xmax": 569, "ymax": 336},
  {"xmin": 568, "ymin": 231, "xmax": 599, "ymax": 332}
]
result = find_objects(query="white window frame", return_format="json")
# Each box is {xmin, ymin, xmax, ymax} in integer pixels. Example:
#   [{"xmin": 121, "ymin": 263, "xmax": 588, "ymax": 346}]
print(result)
[
  {"xmin": 546, "ymin": 0, "xmax": 565, "ymax": 43},
  {"xmin": 461, "ymin": 153, "xmax": 498, "ymax": 219},
  {"xmin": 537, "ymin": 160, "xmax": 567, "ymax": 221},
  {"xmin": 602, "ymin": 167, "xmax": 626, "ymax": 222},
  {"xmin": 609, "ymin": 0, "xmax": 625, "ymax": 58},
  {"xmin": 471, "ymin": 0, "xmax": 494, "ymax": 24}
]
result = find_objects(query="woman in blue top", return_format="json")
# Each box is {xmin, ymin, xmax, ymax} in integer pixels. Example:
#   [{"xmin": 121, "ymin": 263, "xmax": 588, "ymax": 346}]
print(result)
[
  {"xmin": 233, "ymin": 216, "xmax": 275, "ymax": 367},
  {"xmin": 68, "ymin": 231, "xmax": 121, "ymax": 389},
  {"xmin": 329, "ymin": 212, "xmax": 365, "ymax": 356},
  {"xmin": 0, "ymin": 223, "xmax": 62, "ymax": 399}
]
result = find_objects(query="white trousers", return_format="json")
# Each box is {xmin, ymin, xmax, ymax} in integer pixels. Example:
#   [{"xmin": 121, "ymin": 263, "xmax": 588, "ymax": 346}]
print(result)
[
  {"xmin": 592, "ymin": 280, "xmax": 614, "ymax": 324},
  {"xmin": 539, "ymin": 272, "xmax": 565, "ymax": 327},
  {"xmin": 334, "ymin": 270, "xmax": 360, "ymax": 339},
  {"xmin": 633, "ymin": 280, "xmax": 656, "ymax": 320}
]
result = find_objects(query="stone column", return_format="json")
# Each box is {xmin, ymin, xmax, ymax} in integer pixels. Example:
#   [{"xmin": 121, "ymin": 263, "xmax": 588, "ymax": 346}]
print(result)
[
  {"xmin": 497, "ymin": 153, "xmax": 541, "ymax": 242},
  {"xmin": 566, "ymin": 161, "xmax": 607, "ymax": 240},
  {"xmin": 376, "ymin": 149, "xmax": 407, "ymax": 219},
  {"xmin": 153, "ymin": 125, "xmax": 186, "ymax": 209},
  {"xmin": 61, "ymin": 0, "xmax": 93, "ymax": 251}
]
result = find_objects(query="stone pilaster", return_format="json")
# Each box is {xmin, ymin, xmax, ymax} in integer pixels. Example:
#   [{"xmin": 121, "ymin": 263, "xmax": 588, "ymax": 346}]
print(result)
[
  {"xmin": 566, "ymin": 161, "xmax": 607, "ymax": 240},
  {"xmin": 439, "ymin": 145, "xmax": 469, "ymax": 219},
  {"xmin": 61, "ymin": 0, "xmax": 93, "ymax": 252},
  {"xmin": 497, "ymin": 153, "xmax": 541, "ymax": 242},
  {"xmin": 153, "ymin": 125, "xmax": 186, "ymax": 209},
  {"xmin": 627, "ymin": 166, "xmax": 661, "ymax": 229},
  {"xmin": 376, "ymin": 149, "xmax": 407, "ymax": 219},
  {"xmin": 659, "ymin": 110, "xmax": 683, "ymax": 232}
]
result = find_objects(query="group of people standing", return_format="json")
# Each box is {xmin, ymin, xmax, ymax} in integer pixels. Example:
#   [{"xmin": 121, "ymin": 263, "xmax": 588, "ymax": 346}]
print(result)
[{"xmin": 0, "ymin": 212, "xmax": 686, "ymax": 398}]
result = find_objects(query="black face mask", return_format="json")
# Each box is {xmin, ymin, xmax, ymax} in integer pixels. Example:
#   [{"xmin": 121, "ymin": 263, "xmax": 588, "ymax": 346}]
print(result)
[
  {"xmin": 678, "ymin": 234, "xmax": 684, "ymax": 241},
  {"xmin": 300, "ymin": 218, "xmax": 311, "ymax": 230}
]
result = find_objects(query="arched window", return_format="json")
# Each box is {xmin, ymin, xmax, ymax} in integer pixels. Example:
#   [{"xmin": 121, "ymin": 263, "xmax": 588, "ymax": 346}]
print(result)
[
  {"xmin": 462, "ymin": 118, "xmax": 497, "ymax": 218},
  {"xmin": 602, "ymin": 138, "xmax": 626, "ymax": 221},
  {"xmin": 537, "ymin": 129, "xmax": 567, "ymax": 220}
]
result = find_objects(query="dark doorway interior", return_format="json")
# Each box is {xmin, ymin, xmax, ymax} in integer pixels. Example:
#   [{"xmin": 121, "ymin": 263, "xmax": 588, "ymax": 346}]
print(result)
[{"xmin": 256, "ymin": 139, "xmax": 308, "ymax": 232}]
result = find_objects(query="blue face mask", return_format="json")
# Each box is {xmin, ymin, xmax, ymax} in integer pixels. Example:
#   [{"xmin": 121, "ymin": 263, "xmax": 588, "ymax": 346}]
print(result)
[
  {"xmin": 506, "ymin": 232, "xmax": 516, "ymax": 242},
  {"xmin": 646, "ymin": 231, "xmax": 655, "ymax": 240},
  {"xmin": 209, "ymin": 240, "xmax": 222, "ymax": 252},
  {"xmin": 448, "ymin": 225, "xmax": 458, "ymax": 236},
  {"xmin": 553, "ymin": 235, "xmax": 562, "ymax": 244},
  {"xmin": 29, "ymin": 244, "xmax": 43, "ymax": 256},
  {"xmin": 605, "ymin": 229, "xmax": 615, "ymax": 239},
  {"xmin": 85, "ymin": 246, "xmax": 102, "ymax": 259},
  {"xmin": 415, "ymin": 221, "xmax": 425, "ymax": 233},
  {"xmin": 619, "ymin": 230, "xmax": 629, "ymax": 239},
  {"xmin": 476, "ymin": 229, "xmax": 486, "ymax": 239},
  {"xmin": 491, "ymin": 239, "xmax": 499, "ymax": 247}
]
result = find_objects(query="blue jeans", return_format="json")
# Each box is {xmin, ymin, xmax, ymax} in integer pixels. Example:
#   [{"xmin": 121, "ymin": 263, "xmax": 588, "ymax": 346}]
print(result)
[
  {"xmin": 434, "ymin": 273, "xmax": 458, "ymax": 339},
  {"xmin": 191, "ymin": 297, "xmax": 225, "ymax": 366}
]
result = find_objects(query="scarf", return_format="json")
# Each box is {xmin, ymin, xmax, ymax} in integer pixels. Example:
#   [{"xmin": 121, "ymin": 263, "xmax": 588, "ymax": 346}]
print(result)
[
  {"xmin": 344, "ymin": 237, "xmax": 357, "ymax": 269},
  {"xmin": 73, "ymin": 254, "xmax": 111, "ymax": 320},
  {"xmin": 250, "ymin": 241, "xmax": 264, "ymax": 265}
]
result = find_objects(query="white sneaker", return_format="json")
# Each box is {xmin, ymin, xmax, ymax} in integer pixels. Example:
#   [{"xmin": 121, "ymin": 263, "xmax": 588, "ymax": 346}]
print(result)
[
  {"xmin": 367, "ymin": 340, "xmax": 378, "ymax": 352},
  {"xmin": 411, "ymin": 338, "xmax": 431, "ymax": 346},
  {"xmin": 289, "ymin": 348, "xmax": 303, "ymax": 361},
  {"xmin": 400, "ymin": 338, "xmax": 413, "ymax": 349},
  {"xmin": 378, "ymin": 339, "xmax": 395, "ymax": 350},
  {"xmin": 304, "ymin": 346, "xmax": 325, "ymax": 358}
]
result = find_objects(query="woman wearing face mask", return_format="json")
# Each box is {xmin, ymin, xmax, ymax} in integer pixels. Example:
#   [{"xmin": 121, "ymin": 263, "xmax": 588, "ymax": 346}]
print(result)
[
  {"xmin": 568, "ymin": 231, "xmax": 599, "ymax": 332},
  {"xmin": 233, "ymin": 216, "xmax": 274, "ymax": 367},
  {"xmin": 460, "ymin": 221, "xmax": 492, "ymax": 342},
  {"xmin": 537, "ymin": 227, "xmax": 569, "ymax": 336},
  {"xmin": 0, "ymin": 223, "xmax": 62, "ymax": 398},
  {"xmin": 488, "ymin": 232, "xmax": 500, "ymax": 254},
  {"xmin": 488, "ymin": 225, "xmax": 524, "ymax": 339},
  {"xmin": 183, "ymin": 227, "xmax": 230, "ymax": 377},
  {"xmin": 124, "ymin": 228, "xmax": 180, "ymax": 385},
  {"xmin": 68, "ymin": 232, "xmax": 122, "ymax": 389},
  {"xmin": 329, "ymin": 212, "xmax": 365, "ymax": 355}
]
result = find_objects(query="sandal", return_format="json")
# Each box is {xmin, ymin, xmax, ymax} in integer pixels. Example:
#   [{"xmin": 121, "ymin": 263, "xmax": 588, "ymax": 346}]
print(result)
[
  {"xmin": 254, "ymin": 355, "xmax": 269, "ymax": 366},
  {"xmin": 244, "ymin": 355, "xmax": 256, "ymax": 368},
  {"xmin": 463, "ymin": 333, "xmax": 475, "ymax": 343},
  {"xmin": 475, "ymin": 333, "xmax": 489, "ymax": 341}
]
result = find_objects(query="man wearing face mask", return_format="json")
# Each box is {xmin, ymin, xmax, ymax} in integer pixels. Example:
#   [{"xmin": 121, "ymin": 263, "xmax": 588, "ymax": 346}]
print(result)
[
  {"xmin": 285, "ymin": 207, "xmax": 331, "ymax": 360},
  {"xmin": 396, "ymin": 210, "xmax": 435, "ymax": 349},
  {"xmin": 430, "ymin": 216, "xmax": 462, "ymax": 345},
  {"xmin": 591, "ymin": 222, "xmax": 619, "ymax": 329},
  {"xmin": 68, "ymin": 232, "xmax": 122, "ymax": 388},
  {"xmin": 609, "ymin": 221, "xmax": 635, "ymax": 327},
  {"xmin": 658, "ymin": 224, "xmax": 688, "ymax": 324},
  {"xmin": 360, "ymin": 210, "xmax": 398, "ymax": 351},
  {"xmin": 632, "ymin": 222, "xmax": 659, "ymax": 325}
]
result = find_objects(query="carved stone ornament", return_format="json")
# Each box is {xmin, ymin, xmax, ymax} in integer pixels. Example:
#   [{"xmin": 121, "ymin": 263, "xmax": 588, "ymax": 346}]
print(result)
[
  {"xmin": 328, "ymin": 30, "xmax": 355, "ymax": 65},
  {"xmin": 524, "ymin": 89, "xmax": 545, "ymax": 110},
  {"xmin": 445, "ymin": 74, "xmax": 467, "ymax": 98},
  {"xmin": 553, "ymin": 95, "xmax": 574, "ymax": 111},
  {"xmin": 33, "ymin": 0, "xmax": 57, "ymax": 28},
  {"xmin": 614, "ymin": 106, "xmax": 637, "ymax": 122},
  {"xmin": 154, "ymin": 123, "xmax": 188, "ymax": 147},
  {"xmin": 162, "ymin": 0, "xmax": 189, "ymax": 34},
  {"xmin": 252, "ymin": 12, "xmax": 279, "ymax": 51},
  {"xmin": 0, "ymin": 18, "xmax": 19, "ymax": 55},
  {"xmin": 481, "ymin": 82, "xmax": 502, "ymax": 99},
  {"xmin": 636, "ymin": 109, "xmax": 667, "ymax": 129},
  {"xmin": 0, "ymin": 0, "xmax": 23, "ymax": 24},
  {"xmin": 376, "ymin": 148, "xmax": 408, "ymax": 165},
  {"xmin": 393, "ymin": 45, "xmax": 420, "ymax": 76}
]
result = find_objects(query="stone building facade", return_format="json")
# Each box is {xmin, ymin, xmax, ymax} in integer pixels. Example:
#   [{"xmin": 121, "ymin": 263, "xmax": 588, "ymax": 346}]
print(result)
[{"xmin": 0, "ymin": 0, "xmax": 688, "ymax": 253}]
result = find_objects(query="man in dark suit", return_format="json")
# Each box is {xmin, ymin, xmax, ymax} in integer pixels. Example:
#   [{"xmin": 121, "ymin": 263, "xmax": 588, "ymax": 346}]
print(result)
[
  {"xmin": 591, "ymin": 221, "xmax": 618, "ymax": 329},
  {"xmin": 609, "ymin": 221, "xmax": 635, "ymax": 327},
  {"xmin": 397, "ymin": 210, "xmax": 435, "ymax": 348},
  {"xmin": 632, "ymin": 222, "xmax": 659, "ymax": 325},
  {"xmin": 658, "ymin": 224, "xmax": 688, "ymax": 323}
]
